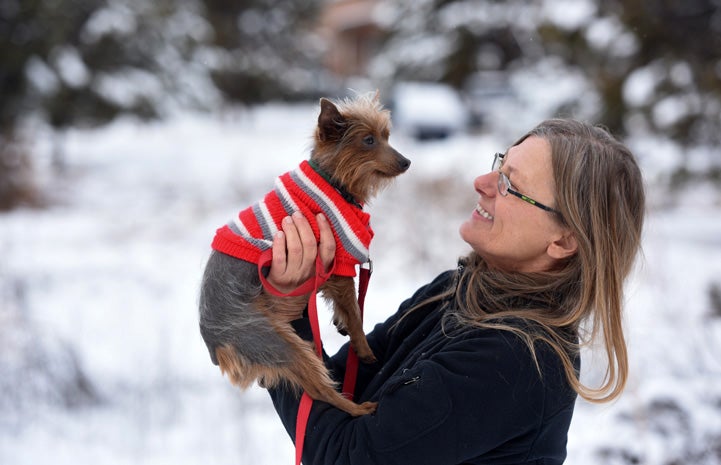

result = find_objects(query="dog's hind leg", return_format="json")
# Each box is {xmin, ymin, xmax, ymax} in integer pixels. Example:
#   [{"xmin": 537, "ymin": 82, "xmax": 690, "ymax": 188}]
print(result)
[
  {"xmin": 321, "ymin": 276, "xmax": 377, "ymax": 364},
  {"xmin": 225, "ymin": 318, "xmax": 377, "ymax": 416},
  {"xmin": 279, "ymin": 331, "xmax": 377, "ymax": 416}
]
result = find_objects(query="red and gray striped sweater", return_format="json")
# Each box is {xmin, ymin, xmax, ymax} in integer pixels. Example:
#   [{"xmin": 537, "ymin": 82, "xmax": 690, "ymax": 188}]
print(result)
[{"xmin": 211, "ymin": 160, "xmax": 373, "ymax": 277}]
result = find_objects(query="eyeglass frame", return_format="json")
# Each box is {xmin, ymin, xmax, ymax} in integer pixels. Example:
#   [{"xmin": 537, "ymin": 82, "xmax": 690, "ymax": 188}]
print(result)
[{"xmin": 492, "ymin": 152, "xmax": 560, "ymax": 214}]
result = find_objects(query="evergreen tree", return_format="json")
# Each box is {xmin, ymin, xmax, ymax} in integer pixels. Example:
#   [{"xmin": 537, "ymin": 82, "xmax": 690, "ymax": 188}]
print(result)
[
  {"xmin": 372, "ymin": 0, "xmax": 721, "ymax": 146},
  {"xmin": 200, "ymin": 0, "xmax": 325, "ymax": 103},
  {"xmin": 535, "ymin": 0, "xmax": 721, "ymax": 142},
  {"xmin": 1, "ymin": 0, "xmax": 109, "ymax": 208},
  {"xmin": 0, "ymin": 0, "xmax": 164, "ymax": 133},
  {"xmin": 368, "ymin": 0, "xmax": 527, "ymax": 89}
]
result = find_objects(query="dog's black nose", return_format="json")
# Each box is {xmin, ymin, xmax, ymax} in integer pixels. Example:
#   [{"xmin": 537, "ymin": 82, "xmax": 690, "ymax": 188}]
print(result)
[{"xmin": 397, "ymin": 154, "xmax": 411, "ymax": 171}]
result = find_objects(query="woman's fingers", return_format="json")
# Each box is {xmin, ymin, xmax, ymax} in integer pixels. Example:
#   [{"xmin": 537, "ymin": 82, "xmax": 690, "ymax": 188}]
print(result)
[
  {"xmin": 282, "ymin": 214, "xmax": 304, "ymax": 275},
  {"xmin": 266, "ymin": 216, "xmax": 303, "ymax": 292},
  {"xmin": 271, "ymin": 229, "xmax": 288, "ymax": 274},
  {"xmin": 267, "ymin": 212, "xmax": 336, "ymax": 293},
  {"xmin": 317, "ymin": 213, "xmax": 336, "ymax": 273},
  {"xmin": 292, "ymin": 212, "xmax": 319, "ymax": 274}
]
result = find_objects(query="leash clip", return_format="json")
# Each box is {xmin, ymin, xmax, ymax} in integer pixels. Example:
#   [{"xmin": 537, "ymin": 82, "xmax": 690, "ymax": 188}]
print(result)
[{"xmin": 361, "ymin": 258, "xmax": 373, "ymax": 276}]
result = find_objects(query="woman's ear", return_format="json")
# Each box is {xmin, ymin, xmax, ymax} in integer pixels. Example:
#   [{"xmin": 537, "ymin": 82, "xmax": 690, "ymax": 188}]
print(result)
[{"xmin": 547, "ymin": 230, "xmax": 578, "ymax": 260}]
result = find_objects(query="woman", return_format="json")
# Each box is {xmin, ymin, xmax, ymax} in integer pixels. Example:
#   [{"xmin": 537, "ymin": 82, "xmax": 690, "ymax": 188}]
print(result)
[{"xmin": 265, "ymin": 119, "xmax": 645, "ymax": 464}]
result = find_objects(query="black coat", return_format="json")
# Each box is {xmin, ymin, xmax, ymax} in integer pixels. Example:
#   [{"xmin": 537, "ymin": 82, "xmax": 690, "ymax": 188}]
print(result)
[{"xmin": 269, "ymin": 269, "xmax": 578, "ymax": 465}]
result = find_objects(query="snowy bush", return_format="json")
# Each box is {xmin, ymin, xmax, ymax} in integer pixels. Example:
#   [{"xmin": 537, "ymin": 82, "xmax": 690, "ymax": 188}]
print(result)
[
  {"xmin": 0, "ymin": 136, "xmax": 39, "ymax": 211},
  {"xmin": 0, "ymin": 275, "xmax": 97, "ymax": 430}
]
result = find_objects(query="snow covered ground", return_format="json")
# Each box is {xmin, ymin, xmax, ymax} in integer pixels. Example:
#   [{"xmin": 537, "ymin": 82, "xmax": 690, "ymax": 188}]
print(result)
[{"xmin": 1, "ymin": 102, "xmax": 720, "ymax": 464}]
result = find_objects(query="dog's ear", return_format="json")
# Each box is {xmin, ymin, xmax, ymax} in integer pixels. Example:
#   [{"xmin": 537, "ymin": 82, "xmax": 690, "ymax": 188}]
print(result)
[{"xmin": 317, "ymin": 98, "xmax": 346, "ymax": 142}]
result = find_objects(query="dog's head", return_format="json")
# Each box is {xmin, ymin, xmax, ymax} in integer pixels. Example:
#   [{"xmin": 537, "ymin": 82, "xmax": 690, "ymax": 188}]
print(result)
[{"xmin": 311, "ymin": 92, "xmax": 410, "ymax": 204}]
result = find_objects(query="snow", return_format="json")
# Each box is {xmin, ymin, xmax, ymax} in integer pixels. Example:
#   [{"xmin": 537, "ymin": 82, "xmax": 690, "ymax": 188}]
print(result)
[
  {"xmin": 653, "ymin": 94, "xmax": 695, "ymax": 129},
  {"xmin": 94, "ymin": 69, "xmax": 165, "ymax": 108},
  {"xmin": 584, "ymin": 16, "xmax": 639, "ymax": 58},
  {"xmin": 2, "ymin": 100, "xmax": 721, "ymax": 464},
  {"xmin": 82, "ymin": 4, "xmax": 138, "ymax": 43},
  {"xmin": 54, "ymin": 46, "xmax": 91, "ymax": 89},
  {"xmin": 624, "ymin": 64, "xmax": 661, "ymax": 107},
  {"xmin": 510, "ymin": 58, "xmax": 600, "ymax": 133},
  {"xmin": 25, "ymin": 57, "xmax": 60, "ymax": 95},
  {"xmin": 541, "ymin": 0, "xmax": 597, "ymax": 31}
]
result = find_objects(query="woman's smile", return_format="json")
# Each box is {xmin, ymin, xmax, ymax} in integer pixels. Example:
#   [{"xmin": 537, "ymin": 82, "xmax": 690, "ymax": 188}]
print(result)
[{"xmin": 474, "ymin": 203, "xmax": 494, "ymax": 221}]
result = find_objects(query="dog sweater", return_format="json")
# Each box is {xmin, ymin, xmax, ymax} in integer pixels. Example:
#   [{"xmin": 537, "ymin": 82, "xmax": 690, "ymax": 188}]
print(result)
[{"xmin": 211, "ymin": 160, "xmax": 373, "ymax": 277}]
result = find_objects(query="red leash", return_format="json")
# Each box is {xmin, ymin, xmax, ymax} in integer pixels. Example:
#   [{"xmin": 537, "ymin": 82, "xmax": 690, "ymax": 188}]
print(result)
[
  {"xmin": 342, "ymin": 260, "xmax": 372, "ymax": 401},
  {"xmin": 258, "ymin": 251, "xmax": 371, "ymax": 465}
]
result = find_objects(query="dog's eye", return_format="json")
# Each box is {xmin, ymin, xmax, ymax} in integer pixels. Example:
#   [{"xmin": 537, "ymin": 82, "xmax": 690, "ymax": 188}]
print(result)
[{"xmin": 363, "ymin": 135, "xmax": 375, "ymax": 146}]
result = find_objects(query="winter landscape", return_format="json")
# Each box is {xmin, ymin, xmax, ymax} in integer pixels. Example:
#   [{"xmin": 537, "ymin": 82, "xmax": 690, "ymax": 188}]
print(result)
[
  {"xmin": 1, "ymin": 99, "xmax": 720, "ymax": 464},
  {"xmin": 2, "ymin": 0, "xmax": 721, "ymax": 464}
]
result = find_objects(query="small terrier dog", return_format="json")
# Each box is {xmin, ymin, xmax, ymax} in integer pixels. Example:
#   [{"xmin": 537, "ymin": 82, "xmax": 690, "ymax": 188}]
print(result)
[{"xmin": 199, "ymin": 93, "xmax": 410, "ymax": 416}]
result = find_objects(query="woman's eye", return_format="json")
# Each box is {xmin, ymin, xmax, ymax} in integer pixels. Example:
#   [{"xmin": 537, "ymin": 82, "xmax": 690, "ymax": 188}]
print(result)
[{"xmin": 363, "ymin": 135, "xmax": 375, "ymax": 146}]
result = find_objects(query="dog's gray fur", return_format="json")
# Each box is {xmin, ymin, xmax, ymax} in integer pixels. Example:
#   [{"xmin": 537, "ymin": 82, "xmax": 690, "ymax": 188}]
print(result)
[{"xmin": 199, "ymin": 250, "xmax": 293, "ymax": 367}]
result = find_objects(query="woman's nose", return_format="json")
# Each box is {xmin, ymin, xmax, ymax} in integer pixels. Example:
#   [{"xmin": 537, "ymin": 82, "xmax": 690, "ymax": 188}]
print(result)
[{"xmin": 474, "ymin": 171, "xmax": 498, "ymax": 197}]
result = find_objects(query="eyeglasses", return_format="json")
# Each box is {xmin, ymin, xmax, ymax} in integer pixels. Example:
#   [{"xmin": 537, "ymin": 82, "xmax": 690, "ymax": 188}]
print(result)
[{"xmin": 492, "ymin": 152, "xmax": 559, "ymax": 214}]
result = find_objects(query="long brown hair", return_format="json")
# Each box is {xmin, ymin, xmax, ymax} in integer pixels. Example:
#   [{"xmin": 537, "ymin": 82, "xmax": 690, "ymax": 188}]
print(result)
[{"xmin": 420, "ymin": 119, "xmax": 645, "ymax": 403}]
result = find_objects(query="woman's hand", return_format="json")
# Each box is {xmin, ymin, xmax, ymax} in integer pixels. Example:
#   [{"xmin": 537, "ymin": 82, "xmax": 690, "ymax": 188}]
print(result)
[{"xmin": 266, "ymin": 211, "xmax": 335, "ymax": 294}]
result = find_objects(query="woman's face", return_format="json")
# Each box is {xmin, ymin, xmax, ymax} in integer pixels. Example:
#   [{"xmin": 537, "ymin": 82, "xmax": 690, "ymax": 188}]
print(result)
[{"xmin": 459, "ymin": 136, "xmax": 574, "ymax": 272}]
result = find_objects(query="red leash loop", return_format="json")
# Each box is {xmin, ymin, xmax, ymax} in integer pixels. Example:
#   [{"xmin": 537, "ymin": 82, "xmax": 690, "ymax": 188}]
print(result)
[
  {"xmin": 258, "ymin": 249, "xmax": 333, "ymax": 299},
  {"xmin": 342, "ymin": 260, "xmax": 372, "ymax": 401},
  {"xmin": 259, "ymin": 251, "xmax": 371, "ymax": 465}
]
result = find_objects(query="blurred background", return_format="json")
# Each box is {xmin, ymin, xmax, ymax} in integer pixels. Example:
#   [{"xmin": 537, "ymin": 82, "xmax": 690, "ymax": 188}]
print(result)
[{"xmin": 1, "ymin": 0, "xmax": 721, "ymax": 464}]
